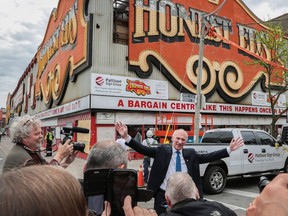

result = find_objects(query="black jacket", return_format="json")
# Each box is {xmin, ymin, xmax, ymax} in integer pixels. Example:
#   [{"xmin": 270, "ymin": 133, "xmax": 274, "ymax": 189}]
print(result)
[
  {"xmin": 126, "ymin": 139, "xmax": 229, "ymax": 197},
  {"xmin": 160, "ymin": 198, "xmax": 237, "ymax": 216}
]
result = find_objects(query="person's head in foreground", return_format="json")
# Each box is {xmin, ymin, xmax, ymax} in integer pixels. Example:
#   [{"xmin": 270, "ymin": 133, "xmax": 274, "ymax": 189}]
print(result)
[
  {"xmin": 165, "ymin": 172, "xmax": 199, "ymax": 208},
  {"xmin": 0, "ymin": 165, "xmax": 87, "ymax": 216}
]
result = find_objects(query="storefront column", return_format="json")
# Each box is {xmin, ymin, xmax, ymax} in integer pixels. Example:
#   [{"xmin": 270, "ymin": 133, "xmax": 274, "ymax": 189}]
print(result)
[{"xmin": 90, "ymin": 114, "xmax": 96, "ymax": 147}]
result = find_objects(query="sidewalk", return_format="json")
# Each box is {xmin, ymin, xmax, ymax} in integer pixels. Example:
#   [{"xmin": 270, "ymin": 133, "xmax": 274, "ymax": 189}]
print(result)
[{"xmin": 0, "ymin": 136, "xmax": 143, "ymax": 179}]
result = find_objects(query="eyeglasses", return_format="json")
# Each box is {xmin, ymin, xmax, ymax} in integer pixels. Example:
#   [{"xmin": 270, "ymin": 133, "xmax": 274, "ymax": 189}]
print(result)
[
  {"xmin": 23, "ymin": 120, "xmax": 31, "ymax": 126},
  {"xmin": 23, "ymin": 117, "xmax": 36, "ymax": 126}
]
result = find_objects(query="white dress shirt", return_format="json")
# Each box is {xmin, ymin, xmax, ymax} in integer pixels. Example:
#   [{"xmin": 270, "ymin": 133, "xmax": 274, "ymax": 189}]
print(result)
[{"xmin": 160, "ymin": 147, "xmax": 188, "ymax": 191}]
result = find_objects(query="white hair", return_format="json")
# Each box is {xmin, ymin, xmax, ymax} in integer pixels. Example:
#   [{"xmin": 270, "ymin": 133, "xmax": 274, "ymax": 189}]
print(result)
[
  {"xmin": 165, "ymin": 172, "xmax": 198, "ymax": 205},
  {"xmin": 10, "ymin": 115, "xmax": 41, "ymax": 143}
]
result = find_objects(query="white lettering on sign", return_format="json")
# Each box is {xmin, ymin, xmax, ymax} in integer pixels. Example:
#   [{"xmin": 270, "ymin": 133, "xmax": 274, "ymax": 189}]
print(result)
[{"xmin": 35, "ymin": 96, "xmax": 89, "ymax": 120}]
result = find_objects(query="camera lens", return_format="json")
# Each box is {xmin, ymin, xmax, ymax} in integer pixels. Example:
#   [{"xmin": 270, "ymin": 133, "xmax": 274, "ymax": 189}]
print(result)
[
  {"xmin": 258, "ymin": 176, "xmax": 270, "ymax": 193},
  {"xmin": 73, "ymin": 143, "xmax": 85, "ymax": 152}
]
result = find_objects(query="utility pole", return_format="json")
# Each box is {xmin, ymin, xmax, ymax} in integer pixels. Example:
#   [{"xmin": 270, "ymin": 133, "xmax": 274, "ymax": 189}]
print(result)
[{"xmin": 194, "ymin": 13, "xmax": 205, "ymax": 143}]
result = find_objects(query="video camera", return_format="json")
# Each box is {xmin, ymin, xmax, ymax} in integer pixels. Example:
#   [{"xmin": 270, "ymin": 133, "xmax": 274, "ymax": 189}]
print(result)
[
  {"xmin": 60, "ymin": 126, "xmax": 89, "ymax": 153},
  {"xmin": 83, "ymin": 168, "xmax": 153, "ymax": 216}
]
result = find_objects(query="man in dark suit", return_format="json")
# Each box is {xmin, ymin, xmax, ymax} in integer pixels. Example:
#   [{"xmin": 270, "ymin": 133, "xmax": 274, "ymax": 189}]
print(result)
[{"xmin": 115, "ymin": 122, "xmax": 244, "ymax": 214}]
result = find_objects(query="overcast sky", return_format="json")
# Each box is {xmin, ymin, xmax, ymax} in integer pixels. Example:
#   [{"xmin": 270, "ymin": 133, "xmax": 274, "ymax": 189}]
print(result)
[{"xmin": 0, "ymin": 0, "xmax": 287, "ymax": 109}]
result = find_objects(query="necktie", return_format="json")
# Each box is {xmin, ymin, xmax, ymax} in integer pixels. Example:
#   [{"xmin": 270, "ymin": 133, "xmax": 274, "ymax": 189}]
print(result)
[{"xmin": 176, "ymin": 151, "xmax": 181, "ymax": 172}]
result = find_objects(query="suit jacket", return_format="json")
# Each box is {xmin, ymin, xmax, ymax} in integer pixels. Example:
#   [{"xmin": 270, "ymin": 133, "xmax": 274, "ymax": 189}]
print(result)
[
  {"xmin": 126, "ymin": 139, "xmax": 229, "ymax": 197},
  {"xmin": 160, "ymin": 198, "xmax": 237, "ymax": 216}
]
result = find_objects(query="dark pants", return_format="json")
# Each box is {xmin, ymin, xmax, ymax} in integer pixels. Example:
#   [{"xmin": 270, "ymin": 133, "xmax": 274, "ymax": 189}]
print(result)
[
  {"xmin": 46, "ymin": 141, "xmax": 52, "ymax": 156},
  {"xmin": 154, "ymin": 189, "xmax": 167, "ymax": 215},
  {"xmin": 143, "ymin": 157, "xmax": 150, "ymax": 182}
]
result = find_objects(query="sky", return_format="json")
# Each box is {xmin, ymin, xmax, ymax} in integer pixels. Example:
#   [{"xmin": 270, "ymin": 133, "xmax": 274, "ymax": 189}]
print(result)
[{"xmin": 0, "ymin": 0, "xmax": 288, "ymax": 109}]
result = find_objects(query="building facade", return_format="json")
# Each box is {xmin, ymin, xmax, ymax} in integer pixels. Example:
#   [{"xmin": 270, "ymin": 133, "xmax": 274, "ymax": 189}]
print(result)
[{"xmin": 5, "ymin": 0, "xmax": 287, "ymax": 156}]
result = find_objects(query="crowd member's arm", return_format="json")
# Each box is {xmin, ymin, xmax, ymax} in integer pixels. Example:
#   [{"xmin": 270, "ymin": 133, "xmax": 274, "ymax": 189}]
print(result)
[{"xmin": 246, "ymin": 174, "xmax": 288, "ymax": 216}]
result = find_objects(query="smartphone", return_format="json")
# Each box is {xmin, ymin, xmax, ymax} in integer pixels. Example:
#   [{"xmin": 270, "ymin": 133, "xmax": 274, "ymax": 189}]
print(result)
[
  {"xmin": 83, "ymin": 168, "xmax": 111, "ymax": 197},
  {"xmin": 109, "ymin": 169, "xmax": 138, "ymax": 216}
]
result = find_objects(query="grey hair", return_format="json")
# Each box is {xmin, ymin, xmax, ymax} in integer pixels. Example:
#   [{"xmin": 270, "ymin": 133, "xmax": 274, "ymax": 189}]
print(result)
[
  {"xmin": 165, "ymin": 172, "xmax": 198, "ymax": 205},
  {"xmin": 10, "ymin": 115, "xmax": 41, "ymax": 143},
  {"xmin": 86, "ymin": 140, "xmax": 128, "ymax": 169}
]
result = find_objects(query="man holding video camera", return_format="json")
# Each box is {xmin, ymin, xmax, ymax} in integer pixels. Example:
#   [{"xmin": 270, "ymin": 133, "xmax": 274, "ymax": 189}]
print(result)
[
  {"xmin": 3, "ymin": 115, "xmax": 77, "ymax": 173},
  {"xmin": 115, "ymin": 121, "xmax": 244, "ymax": 214}
]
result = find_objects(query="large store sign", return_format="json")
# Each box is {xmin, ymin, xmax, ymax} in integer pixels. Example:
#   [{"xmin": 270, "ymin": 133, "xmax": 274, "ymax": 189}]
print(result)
[
  {"xmin": 91, "ymin": 73, "xmax": 168, "ymax": 99},
  {"xmin": 91, "ymin": 95, "xmax": 285, "ymax": 115},
  {"xmin": 128, "ymin": 0, "xmax": 282, "ymax": 103},
  {"xmin": 34, "ymin": 0, "xmax": 90, "ymax": 107}
]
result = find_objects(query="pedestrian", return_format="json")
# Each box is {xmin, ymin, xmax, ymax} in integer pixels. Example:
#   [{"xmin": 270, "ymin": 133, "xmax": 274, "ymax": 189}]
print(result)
[
  {"xmin": 45, "ymin": 128, "xmax": 54, "ymax": 157},
  {"xmin": 115, "ymin": 121, "xmax": 244, "ymax": 214},
  {"xmin": 0, "ymin": 165, "xmax": 87, "ymax": 216},
  {"xmin": 0, "ymin": 132, "xmax": 2, "ymax": 142},
  {"xmin": 246, "ymin": 173, "xmax": 288, "ymax": 216},
  {"xmin": 2, "ymin": 115, "xmax": 77, "ymax": 173},
  {"xmin": 142, "ymin": 130, "xmax": 158, "ymax": 183},
  {"xmin": 162, "ymin": 172, "xmax": 237, "ymax": 216}
]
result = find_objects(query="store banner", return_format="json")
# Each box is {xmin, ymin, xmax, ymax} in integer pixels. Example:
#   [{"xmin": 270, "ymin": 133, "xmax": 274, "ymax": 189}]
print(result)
[
  {"xmin": 252, "ymin": 91, "xmax": 286, "ymax": 107},
  {"xmin": 91, "ymin": 73, "xmax": 168, "ymax": 99}
]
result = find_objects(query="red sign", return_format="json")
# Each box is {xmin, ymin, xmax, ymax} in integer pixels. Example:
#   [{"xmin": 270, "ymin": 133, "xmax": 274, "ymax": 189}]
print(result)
[{"xmin": 128, "ymin": 0, "xmax": 281, "ymax": 103}]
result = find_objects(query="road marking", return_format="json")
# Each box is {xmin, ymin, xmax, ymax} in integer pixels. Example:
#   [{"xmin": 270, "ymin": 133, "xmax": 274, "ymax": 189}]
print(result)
[
  {"xmin": 206, "ymin": 198, "xmax": 247, "ymax": 211},
  {"xmin": 224, "ymin": 188, "xmax": 258, "ymax": 198},
  {"xmin": 206, "ymin": 199, "xmax": 246, "ymax": 211},
  {"xmin": 205, "ymin": 188, "xmax": 258, "ymax": 212}
]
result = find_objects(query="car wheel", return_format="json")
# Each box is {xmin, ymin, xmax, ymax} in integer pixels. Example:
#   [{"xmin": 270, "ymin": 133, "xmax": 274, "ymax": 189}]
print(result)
[{"xmin": 203, "ymin": 166, "xmax": 226, "ymax": 194}]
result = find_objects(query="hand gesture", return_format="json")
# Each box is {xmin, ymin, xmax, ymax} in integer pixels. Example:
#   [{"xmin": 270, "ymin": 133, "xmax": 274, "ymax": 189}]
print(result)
[
  {"xmin": 229, "ymin": 137, "xmax": 244, "ymax": 151},
  {"xmin": 115, "ymin": 122, "xmax": 129, "ymax": 140}
]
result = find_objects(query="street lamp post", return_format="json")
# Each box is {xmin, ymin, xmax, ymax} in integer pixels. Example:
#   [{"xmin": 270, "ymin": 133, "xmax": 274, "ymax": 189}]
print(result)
[{"xmin": 194, "ymin": 14, "xmax": 205, "ymax": 143}]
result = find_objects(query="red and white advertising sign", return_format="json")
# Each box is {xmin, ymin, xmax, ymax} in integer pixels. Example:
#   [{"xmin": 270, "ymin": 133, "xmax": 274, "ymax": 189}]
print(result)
[
  {"xmin": 91, "ymin": 95, "xmax": 285, "ymax": 116},
  {"xmin": 252, "ymin": 91, "xmax": 286, "ymax": 107},
  {"xmin": 91, "ymin": 73, "xmax": 168, "ymax": 99}
]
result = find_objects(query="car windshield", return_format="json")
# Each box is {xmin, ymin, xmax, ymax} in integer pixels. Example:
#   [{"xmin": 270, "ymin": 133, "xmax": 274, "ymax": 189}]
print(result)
[{"xmin": 202, "ymin": 131, "xmax": 233, "ymax": 143}]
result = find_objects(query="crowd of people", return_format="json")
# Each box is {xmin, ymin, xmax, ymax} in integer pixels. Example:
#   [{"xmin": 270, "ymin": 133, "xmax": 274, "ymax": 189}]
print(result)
[{"xmin": 0, "ymin": 115, "xmax": 287, "ymax": 216}]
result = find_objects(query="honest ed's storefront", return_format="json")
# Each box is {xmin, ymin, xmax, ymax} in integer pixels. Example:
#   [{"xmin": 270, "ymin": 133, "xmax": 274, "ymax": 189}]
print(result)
[{"xmin": 5, "ymin": 0, "xmax": 287, "ymax": 157}]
